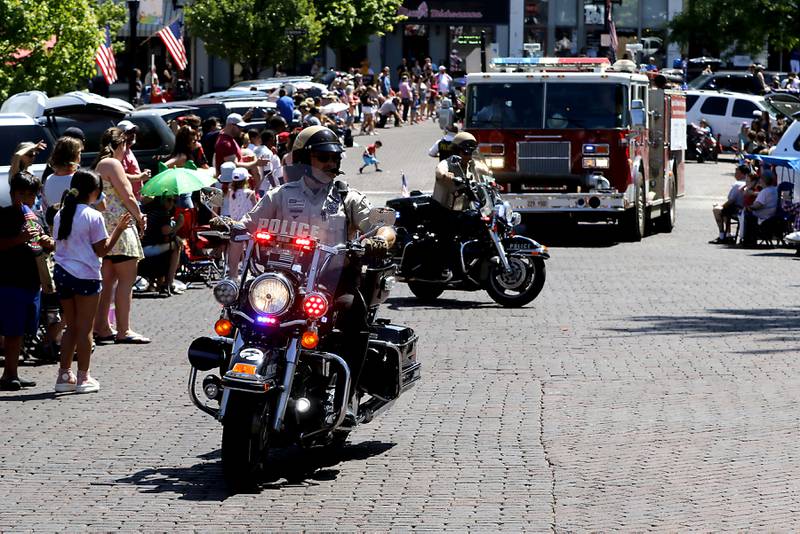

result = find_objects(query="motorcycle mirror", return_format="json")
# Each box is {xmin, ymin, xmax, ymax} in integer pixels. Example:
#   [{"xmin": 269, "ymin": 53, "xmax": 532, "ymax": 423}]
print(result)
[{"xmin": 368, "ymin": 206, "xmax": 396, "ymax": 227}]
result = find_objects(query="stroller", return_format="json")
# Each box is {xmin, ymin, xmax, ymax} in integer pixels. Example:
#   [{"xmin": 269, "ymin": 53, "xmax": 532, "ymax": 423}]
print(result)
[{"xmin": 176, "ymin": 189, "xmax": 228, "ymax": 287}]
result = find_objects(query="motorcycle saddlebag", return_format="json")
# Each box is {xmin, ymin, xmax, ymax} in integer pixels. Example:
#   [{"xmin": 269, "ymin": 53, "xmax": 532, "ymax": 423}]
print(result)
[
  {"xmin": 386, "ymin": 193, "xmax": 436, "ymax": 231},
  {"xmin": 362, "ymin": 323, "xmax": 421, "ymax": 399}
]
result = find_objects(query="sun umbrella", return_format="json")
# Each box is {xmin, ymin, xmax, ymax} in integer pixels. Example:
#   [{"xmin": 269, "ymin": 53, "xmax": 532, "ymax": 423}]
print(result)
[
  {"xmin": 320, "ymin": 102, "xmax": 348, "ymax": 115},
  {"xmin": 140, "ymin": 162, "xmax": 217, "ymax": 197}
]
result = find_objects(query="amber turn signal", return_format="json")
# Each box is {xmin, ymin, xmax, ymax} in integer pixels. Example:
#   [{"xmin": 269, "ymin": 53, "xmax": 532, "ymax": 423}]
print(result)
[
  {"xmin": 300, "ymin": 330, "xmax": 319, "ymax": 349},
  {"xmin": 214, "ymin": 318, "xmax": 233, "ymax": 336}
]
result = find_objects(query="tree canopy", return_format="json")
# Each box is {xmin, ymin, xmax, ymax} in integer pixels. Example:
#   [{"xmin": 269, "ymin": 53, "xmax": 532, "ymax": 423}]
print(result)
[
  {"xmin": 670, "ymin": 0, "xmax": 800, "ymax": 58},
  {"xmin": 0, "ymin": 0, "xmax": 125, "ymax": 103},
  {"xmin": 186, "ymin": 0, "xmax": 405, "ymax": 76},
  {"xmin": 185, "ymin": 0, "xmax": 322, "ymax": 78},
  {"xmin": 313, "ymin": 0, "xmax": 405, "ymax": 51}
]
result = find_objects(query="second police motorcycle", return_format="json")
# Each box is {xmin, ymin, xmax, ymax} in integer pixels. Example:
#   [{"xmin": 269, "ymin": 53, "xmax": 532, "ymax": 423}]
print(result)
[
  {"xmin": 186, "ymin": 127, "xmax": 420, "ymax": 492},
  {"xmin": 388, "ymin": 133, "xmax": 550, "ymax": 306}
]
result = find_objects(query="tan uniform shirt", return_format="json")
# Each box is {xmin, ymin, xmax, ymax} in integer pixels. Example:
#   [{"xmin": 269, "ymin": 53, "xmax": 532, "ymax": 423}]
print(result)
[
  {"xmin": 240, "ymin": 177, "xmax": 374, "ymax": 246},
  {"xmin": 433, "ymin": 157, "xmax": 491, "ymax": 211}
]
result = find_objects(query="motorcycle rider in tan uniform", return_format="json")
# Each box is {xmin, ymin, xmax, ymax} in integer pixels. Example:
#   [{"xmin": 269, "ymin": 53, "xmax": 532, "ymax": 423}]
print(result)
[{"xmin": 219, "ymin": 126, "xmax": 394, "ymax": 425}]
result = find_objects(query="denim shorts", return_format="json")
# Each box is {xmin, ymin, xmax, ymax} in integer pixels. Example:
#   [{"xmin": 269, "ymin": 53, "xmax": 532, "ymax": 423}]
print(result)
[
  {"xmin": 0, "ymin": 286, "xmax": 41, "ymax": 337},
  {"xmin": 54, "ymin": 264, "xmax": 102, "ymax": 300}
]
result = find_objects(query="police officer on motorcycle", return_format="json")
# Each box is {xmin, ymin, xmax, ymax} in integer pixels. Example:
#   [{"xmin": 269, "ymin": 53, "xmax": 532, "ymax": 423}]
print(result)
[
  {"xmin": 433, "ymin": 132, "xmax": 490, "ymax": 212},
  {"xmin": 228, "ymin": 126, "xmax": 394, "ymax": 424}
]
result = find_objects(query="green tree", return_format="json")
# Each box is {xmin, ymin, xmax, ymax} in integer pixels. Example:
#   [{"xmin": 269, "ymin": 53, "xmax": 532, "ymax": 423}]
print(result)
[
  {"xmin": 185, "ymin": 0, "xmax": 322, "ymax": 78},
  {"xmin": 313, "ymin": 0, "xmax": 405, "ymax": 52},
  {"xmin": 0, "ymin": 0, "xmax": 125, "ymax": 103},
  {"xmin": 670, "ymin": 0, "xmax": 800, "ymax": 58}
]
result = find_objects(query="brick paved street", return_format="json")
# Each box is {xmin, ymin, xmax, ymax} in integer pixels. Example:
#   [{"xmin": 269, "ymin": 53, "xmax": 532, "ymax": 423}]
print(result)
[{"xmin": 2, "ymin": 121, "xmax": 800, "ymax": 532}]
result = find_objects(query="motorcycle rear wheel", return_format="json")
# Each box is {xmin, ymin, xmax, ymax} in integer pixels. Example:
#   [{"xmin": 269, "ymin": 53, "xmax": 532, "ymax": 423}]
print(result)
[
  {"xmin": 221, "ymin": 394, "xmax": 269, "ymax": 493},
  {"xmin": 486, "ymin": 257, "xmax": 545, "ymax": 307},
  {"xmin": 408, "ymin": 281, "xmax": 444, "ymax": 302}
]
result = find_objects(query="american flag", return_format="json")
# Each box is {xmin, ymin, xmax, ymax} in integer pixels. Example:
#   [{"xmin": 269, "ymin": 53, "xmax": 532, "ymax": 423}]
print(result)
[
  {"xmin": 95, "ymin": 26, "xmax": 117, "ymax": 85},
  {"xmin": 606, "ymin": 0, "xmax": 618, "ymax": 62},
  {"xmin": 401, "ymin": 172, "xmax": 409, "ymax": 198},
  {"xmin": 157, "ymin": 17, "xmax": 187, "ymax": 71}
]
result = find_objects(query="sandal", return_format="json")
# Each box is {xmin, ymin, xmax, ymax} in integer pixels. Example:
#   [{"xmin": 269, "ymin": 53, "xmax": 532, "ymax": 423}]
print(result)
[
  {"xmin": 115, "ymin": 332, "xmax": 151, "ymax": 344},
  {"xmin": 93, "ymin": 331, "xmax": 117, "ymax": 344}
]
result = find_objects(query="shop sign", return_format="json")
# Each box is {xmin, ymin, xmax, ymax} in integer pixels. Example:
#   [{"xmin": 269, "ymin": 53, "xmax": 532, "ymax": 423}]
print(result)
[
  {"xmin": 455, "ymin": 35, "xmax": 482, "ymax": 45},
  {"xmin": 400, "ymin": 1, "xmax": 509, "ymax": 24}
]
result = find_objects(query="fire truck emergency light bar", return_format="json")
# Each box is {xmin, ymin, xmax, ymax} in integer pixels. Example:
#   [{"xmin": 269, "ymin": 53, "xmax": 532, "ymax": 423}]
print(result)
[{"xmin": 491, "ymin": 57, "xmax": 610, "ymax": 72}]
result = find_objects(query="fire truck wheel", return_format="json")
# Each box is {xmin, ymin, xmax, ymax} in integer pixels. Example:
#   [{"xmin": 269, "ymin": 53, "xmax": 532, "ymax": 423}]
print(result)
[
  {"xmin": 408, "ymin": 281, "xmax": 445, "ymax": 302},
  {"xmin": 621, "ymin": 176, "xmax": 647, "ymax": 242},
  {"xmin": 486, "ymin": 257, "xmax": 545, "ymax": 308}
]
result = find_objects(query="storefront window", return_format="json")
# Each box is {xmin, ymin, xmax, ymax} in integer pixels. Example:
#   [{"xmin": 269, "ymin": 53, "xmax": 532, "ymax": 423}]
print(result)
[
  {"xmin": 524, "ymin": 0, "xmax": 548, "ymax": 54},
  {"xmin": 449, "ymin": 26, "xmax": 494, "ymax": 74},
  {"xmin": 554, "ymin": 0, "xmax": 577, "ymax": 26},
  {"xmin": 643, "ymin": 0, "xmax": 668, "ymax": 27},
  {"xmin": 583, "ymin": 1, "xmax": 604, "ymax": 26},
  {"xmin": 613, "ymin": 0, "xmax": 638, "ymax": 28}
]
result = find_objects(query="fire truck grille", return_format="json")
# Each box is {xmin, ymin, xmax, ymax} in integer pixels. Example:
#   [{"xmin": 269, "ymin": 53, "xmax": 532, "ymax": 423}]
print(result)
[{"xmin": 516, "ymin": 142, "xmax": 571, "ymax": 175}]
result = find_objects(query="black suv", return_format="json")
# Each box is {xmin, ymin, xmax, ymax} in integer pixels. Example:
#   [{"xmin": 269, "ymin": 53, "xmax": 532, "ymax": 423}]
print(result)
[{"xmin": 687, "ymin": 71, "xmax": 781, "ymax": 95}]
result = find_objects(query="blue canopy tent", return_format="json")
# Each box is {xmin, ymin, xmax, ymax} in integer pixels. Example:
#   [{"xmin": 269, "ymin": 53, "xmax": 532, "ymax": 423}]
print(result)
[{"xmin": 745, "ymin": 154, "xmax": 800, "ymax": 199}]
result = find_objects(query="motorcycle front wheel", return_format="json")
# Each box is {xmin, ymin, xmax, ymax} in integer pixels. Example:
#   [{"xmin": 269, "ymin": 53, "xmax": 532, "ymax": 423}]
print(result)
[
  {"xmin": 486, "ymin": 257, "xmax": 546, "ymax": 308},
  {"xmin": 221, "ymin": 393, "xmax": 269, "ymax": 493}
]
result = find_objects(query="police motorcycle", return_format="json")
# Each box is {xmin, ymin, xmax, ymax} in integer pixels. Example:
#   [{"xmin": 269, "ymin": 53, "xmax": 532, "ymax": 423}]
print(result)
[
  {"xmin": 186, "ymin": 166, "xmax": 420, "ymax": 493},
  {"xmin": 387, "ymin": 151, "xmax": 549, "ymax": 307}
]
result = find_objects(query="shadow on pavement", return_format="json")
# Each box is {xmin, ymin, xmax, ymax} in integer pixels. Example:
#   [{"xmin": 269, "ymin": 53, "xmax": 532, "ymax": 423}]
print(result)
[
  {"xmin": 387, "ymin": 296, "xmax": 496, "ymax": 310},
  {"xmin": 519, "ymin": 219, "xmax": 622, "ymax": 248},
  {"xmin": 113, "ymin": 440, "xmax": 395, "ymax": 500},
  {"xmin": 607, "ymin": 308, "xmax": 800, "ymax": 350},
  {"xmin": 0, "ymin": 390, "xmax": 57, "ymax": 401}
]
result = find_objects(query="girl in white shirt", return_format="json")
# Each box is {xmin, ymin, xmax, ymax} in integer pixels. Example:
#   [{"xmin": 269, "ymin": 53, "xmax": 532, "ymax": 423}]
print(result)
[{"xmin": 52, "ymin": 169, "xmax": 130, "ymax": 394}]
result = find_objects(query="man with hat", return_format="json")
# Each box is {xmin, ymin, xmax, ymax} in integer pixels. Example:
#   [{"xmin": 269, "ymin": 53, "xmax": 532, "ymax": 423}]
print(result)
[
  {"xmin": 433, "ymin": 132, "xmax": 489, "ymax": 212},
  {"xmin": 218, "ymin": 126, "xmax": 394, "ymax": 425},
  {"xmin": 214, "ymin": 113, "xmax": 267, "ymax": 177},
  {"xmin": 117, "ymin": 120, "xmax": 151, "ymax": 199}
]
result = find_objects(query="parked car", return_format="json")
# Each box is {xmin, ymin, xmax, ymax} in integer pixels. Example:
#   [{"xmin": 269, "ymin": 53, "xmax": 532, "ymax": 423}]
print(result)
[
  {"xmin": 0, "ymin": 113, "xmax": 55, "ymax": 206},
  {"xmin": 137, "ymin": 98, "xmax": 276, "ymax": 125},
  {"xmin": 688, "ymin": 71, "xmax": 765, "ymax": 95},
  {"xmin": 1, "ymin": 91, "xmax": 175, "ymax": 205},
  {"xmin": 685, "ymin": 90, "xmax": 775, "ymax": 148}
]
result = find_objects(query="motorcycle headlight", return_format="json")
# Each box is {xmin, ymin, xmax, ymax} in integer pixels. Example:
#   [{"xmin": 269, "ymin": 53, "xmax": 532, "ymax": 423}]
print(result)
[
  {"xmin": 248, "ymin": 274, "xmax": 294, "ymax": 316},
  {"xmin": 213, "ymin": 279, "xmax": 239, "ymax": 306}
]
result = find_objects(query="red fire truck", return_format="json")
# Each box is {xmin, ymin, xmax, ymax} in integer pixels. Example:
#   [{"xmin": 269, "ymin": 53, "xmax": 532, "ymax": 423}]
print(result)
[{"xmin": 465, "ymin": 57, "xmax": 686, "ymax": 241}]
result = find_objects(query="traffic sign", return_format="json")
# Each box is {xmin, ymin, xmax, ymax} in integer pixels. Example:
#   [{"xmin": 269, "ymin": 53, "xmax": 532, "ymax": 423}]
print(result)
[{"xmin": 285, "ymin": 28, "xmax": 308, "ymax": 37}]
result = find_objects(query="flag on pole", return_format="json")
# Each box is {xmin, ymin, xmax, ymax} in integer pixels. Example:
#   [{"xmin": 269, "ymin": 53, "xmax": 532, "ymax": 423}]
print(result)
[
  {"xmin": 157, "ymin": 17, "xmax": 187, "ymax": 71},
  {"xmin": 401, "ymin": 171, "xmax": 409, "ymax": 198},
  {"xmin": 95, "ymin": 26, "xmax": 117, "ymax": 85},
  {"xmin": 606, "ymin": 0, "xmax": 618, "ymax": 63}
]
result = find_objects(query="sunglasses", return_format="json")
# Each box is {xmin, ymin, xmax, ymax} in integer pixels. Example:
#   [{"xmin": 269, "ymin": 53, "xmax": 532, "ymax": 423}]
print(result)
[{"xmin": 311, "ymin": 152, "xmax": 342, "ymax": 163}]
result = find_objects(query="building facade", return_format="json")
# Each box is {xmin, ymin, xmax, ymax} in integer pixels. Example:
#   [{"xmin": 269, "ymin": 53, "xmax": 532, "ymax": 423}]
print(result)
[{"xmin": 357, "ymin": 0, "xmax": 685, "ymax": 76}]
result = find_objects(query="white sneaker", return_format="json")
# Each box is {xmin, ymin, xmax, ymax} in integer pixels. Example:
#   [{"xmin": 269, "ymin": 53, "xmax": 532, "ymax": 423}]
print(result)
[
  {"xmin": 75, "ymin": 375, "xmax": 100, "ymax": 394},
  {"xmin": 54, "ymin": 369, "xmax": 77, "ymax": 393},
  {"xmin": 785, "ymin": 231, "xmax": 800, "ymax": 244}
]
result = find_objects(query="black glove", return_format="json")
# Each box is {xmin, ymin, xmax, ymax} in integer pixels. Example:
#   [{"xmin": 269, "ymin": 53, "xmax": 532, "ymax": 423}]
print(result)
[
  {"xmin": 363, "ymin": 236, "xmax": 389, "ymax": 257},
  {"xmin": 209, "ymin": 216, "xmax": 233, "ymax": 232}
]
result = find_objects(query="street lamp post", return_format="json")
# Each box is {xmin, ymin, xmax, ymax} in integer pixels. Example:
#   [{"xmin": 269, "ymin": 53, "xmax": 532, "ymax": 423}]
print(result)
[{"xmin": 127, "ymin": 0, "xmax": 140, "ymax": 104}]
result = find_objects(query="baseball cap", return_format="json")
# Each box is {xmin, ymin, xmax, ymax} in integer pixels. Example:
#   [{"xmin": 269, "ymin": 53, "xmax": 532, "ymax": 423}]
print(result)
[
  {"xmin": 63, "ymin": 127, "xmax": 86, "ymax": 142},
  {"xmin": 226, "ymin": 113, "xmax": 248, "ymax": 128},
  {"xmin": 277, "ymin": 131, "xmax": 290, "ymax": 143},
  {"xmin": 117, "ymin": 120, "xmax": 138, "ymax": 133},
  {"xmin": 218, "ymin": 161, "xmax": 236, "ymax": 183},
  {"xmin": 232, "ymin": 167, "xmax": 249, "ymax": 182}
]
